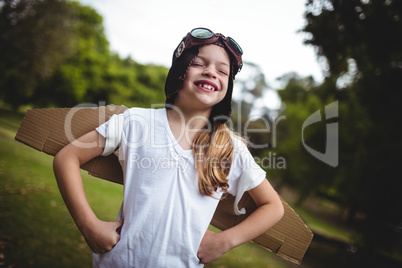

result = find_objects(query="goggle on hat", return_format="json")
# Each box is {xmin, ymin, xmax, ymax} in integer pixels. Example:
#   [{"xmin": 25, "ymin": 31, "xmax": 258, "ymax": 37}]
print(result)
[{"xmin": 172, "ymin": 27, "xmax": 243, "ymax": 77}]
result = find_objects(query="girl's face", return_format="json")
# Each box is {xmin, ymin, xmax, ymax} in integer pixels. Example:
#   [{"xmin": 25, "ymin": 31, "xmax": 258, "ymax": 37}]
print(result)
[{"xmin": 176, "ymin": 44, "xmax": 230, "ymax": 113}]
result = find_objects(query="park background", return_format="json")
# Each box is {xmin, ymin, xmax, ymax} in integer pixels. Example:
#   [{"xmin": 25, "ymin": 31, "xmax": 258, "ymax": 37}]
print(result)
[{"xmin": 1, "ymin": 0, "xmax": 402, "ymax": 267}]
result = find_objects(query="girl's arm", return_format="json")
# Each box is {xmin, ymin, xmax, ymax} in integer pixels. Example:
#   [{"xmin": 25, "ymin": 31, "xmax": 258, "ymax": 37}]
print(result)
[
  {"xmin": 197, "ymin": 179, "xmax": 284, "ymax": 264},
  {"xmin": 53, "ymin": 130, "xmax": 123, "ymax": 254}
]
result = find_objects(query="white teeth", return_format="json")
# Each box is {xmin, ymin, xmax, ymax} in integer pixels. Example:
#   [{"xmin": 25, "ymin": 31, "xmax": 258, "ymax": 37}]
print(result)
[{"xmin": 198, "ymin": 84, "xmax": 216, "ymax": 91}]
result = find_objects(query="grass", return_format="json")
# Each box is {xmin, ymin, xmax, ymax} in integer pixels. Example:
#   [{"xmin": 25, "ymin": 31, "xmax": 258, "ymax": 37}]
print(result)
[
  {"xmin": 293, "ymin": 205, "xmax": 359, "ymax": 244},
  {"xmin": 0, "ymin": 109, "xmax": 124, "ymax": 268},
  {"xmin": 278, "ymin": 186, "xmax": 362, "ymax": 245},
  {"xmin": 0, "ymin": 108, "xmax": 290, "ymax": 268}
]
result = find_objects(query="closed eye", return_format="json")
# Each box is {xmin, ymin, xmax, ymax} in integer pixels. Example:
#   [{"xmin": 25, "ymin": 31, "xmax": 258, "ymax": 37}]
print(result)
[
  {"xmin": 219, "ymin": 70, "xmax": 228, "ymax": 75},
  {"xmin": 191, "ymin": 61, "xmax": 203, "ymax": 67}
]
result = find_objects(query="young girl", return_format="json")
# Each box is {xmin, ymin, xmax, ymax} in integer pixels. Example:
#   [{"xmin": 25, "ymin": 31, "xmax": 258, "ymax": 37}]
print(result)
[{"xmin": 53, "ymin": 27, "xmax": 284, "ymax": 267}]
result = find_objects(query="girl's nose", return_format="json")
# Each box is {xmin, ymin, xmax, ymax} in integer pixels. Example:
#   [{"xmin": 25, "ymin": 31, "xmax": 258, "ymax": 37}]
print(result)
[{"xmin": 202, "ymin": 66, "xmax": 217, "ymax": 79}]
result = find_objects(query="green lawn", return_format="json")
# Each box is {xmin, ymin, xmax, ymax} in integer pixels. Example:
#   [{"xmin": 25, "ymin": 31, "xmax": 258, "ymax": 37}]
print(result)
[
  {"xmin": 0, "ymin": 109, "xmax": 123, "ymax": 267},
  {"xmin": 0, "ymin": 108, "xmax": 289, "ymax": 268},
  {"xmin": 293, "ymin": 205, "xmax": 359, "ymax": 244}
]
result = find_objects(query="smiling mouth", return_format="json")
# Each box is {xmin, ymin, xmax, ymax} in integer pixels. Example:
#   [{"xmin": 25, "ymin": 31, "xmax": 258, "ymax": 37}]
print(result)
[{"xmin": 195, "ymin": 83, "xmax": 217, "ymax": 91}]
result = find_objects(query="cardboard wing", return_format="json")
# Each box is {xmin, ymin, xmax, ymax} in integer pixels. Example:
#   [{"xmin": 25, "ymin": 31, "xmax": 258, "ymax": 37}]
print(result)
[{"xmin": 15, "ymin": 105, "xmax": 313, "ymax": 265}]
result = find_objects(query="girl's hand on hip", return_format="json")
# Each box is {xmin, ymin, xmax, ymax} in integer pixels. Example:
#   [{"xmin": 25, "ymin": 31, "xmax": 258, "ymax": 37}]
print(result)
[
  {"xmin": 82, "ymin": 218, "xmax": 124, "ymax": 254},
  {"xmin": 197, "ymin": 230, "xmax": 230, "ymax": 264}
]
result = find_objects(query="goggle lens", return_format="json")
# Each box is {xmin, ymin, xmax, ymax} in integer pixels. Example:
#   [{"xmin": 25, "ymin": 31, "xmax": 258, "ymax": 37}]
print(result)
[
  {"xmin": 174, "ymin": 28, "xmax": 243, "ymax": 73},
  {"xmin": 190, "ymin": 28, "xmax": 243, "ymax": 55},
  {"xmin": 190, "ymin": 28, "xmax": 214, "ymax": 39},
  {"xmin": 228, "ymin": 37, "xmax": 243, "ymax": 55}
]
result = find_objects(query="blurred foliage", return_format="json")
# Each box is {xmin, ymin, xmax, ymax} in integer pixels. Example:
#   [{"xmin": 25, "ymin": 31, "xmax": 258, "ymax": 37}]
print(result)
[
  {"xmin": 268, "ymin": 0, "xmax": 402, "ymax": 257},
  {"xmin": 0, "ymin": 0, "xmax": 167, "ymax": 109},
  {"xmin": 232, "ymin": 62, "xmax": 275, "ymax": 150},
  {"xmin": 275, "ymin": 73, "xmax": 332, "ymax": 201}
]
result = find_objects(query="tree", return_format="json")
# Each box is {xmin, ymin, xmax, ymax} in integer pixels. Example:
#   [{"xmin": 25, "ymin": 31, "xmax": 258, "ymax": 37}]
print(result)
[
  {"xmin": 105, "ymin": 55, "xmax": 167, "ymax": 108},
  {"xmin": 275, "ymin": 73, "xmax": 335, "ymax": 201},
  {"xmin": 0, "ymin": 0, "xmax": 77, "ymax": 107},
  {"xmin": 32, "ymin": 0, "xmax": 112, "ymax": 107},
  {"xmin": 302, "ymin": 0, "xmax": 402, "ymax": 255},
  {"xmin": 232, "ymin": 62, "xmax": 274, "ymax": 157},
  {"xmin": 0, "ymin": 0, "xmax": 168, "ymax": 109}
]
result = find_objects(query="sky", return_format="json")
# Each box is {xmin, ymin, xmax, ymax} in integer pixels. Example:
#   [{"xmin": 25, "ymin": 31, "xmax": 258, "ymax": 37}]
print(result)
[{"xmin": 79, "ymin": 0, "xmax": 323, "ymax": 110}]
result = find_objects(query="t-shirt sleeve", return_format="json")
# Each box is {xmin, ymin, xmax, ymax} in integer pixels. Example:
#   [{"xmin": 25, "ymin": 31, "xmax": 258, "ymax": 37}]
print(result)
[
  {"xmin": 96, "ymin": 113, "xmax": 125, "ymax": 156},
  {"xmin": 227, "ymin": 137, "xmax": 266, "ymax": 215}
]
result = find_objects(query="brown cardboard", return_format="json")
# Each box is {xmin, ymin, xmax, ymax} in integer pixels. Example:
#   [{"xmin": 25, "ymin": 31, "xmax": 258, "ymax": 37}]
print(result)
[{"xmin": 15, "ymin": 105, "xmax": 313, "ymax": 265}]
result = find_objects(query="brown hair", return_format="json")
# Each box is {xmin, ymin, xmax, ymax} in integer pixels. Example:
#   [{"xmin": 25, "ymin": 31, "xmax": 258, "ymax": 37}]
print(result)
[{"xmin": 193, "ymin": 121, "xmax": 234, "ymax": 196}]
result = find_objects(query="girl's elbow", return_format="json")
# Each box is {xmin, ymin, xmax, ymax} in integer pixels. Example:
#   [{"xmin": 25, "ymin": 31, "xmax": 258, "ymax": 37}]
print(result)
[
  {"xmin": 53, "ymin": 148, "xmax": 67, "ymax": 168},
  {"xmin": 53, "ymin": 147, "xmax": 75, "ymax": 179},
  {"xmin": 276, "ymin": 199, "xmax": 284, "ymax": 222},
  {"xmin": 272, "ymin": 194, "xmax": 284, "ymax": 224},
  {"xmin": 53, "ymin": 151, "xmax": 62, "ymax": 171},
  {"xmin": 53, "ymin": 151, "xmax": 65, "ymax": 179}
]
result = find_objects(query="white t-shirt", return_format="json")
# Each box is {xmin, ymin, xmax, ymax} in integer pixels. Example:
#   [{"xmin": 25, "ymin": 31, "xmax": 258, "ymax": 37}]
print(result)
[{"xmin": 93, "ymin": 107, "xmax": 265, "ymax": 268}]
